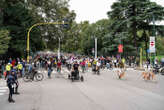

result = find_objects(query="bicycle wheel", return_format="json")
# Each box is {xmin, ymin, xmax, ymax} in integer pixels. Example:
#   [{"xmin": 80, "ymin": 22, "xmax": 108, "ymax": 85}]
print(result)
[
  {"xmin": 23, "ymin": 74, "xmax": 31, "ymax": 82},
  {"xmin": 35, "ymin": 73, "xmax": 44, "ymax": 81}
]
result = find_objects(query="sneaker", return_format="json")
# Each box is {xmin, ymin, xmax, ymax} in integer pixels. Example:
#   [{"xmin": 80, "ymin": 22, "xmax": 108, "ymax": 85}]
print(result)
[
  {"xmin": 14, "ymin": 92, "xmax": 20, "ymax": 95},
  {"xmin": 11, "ymin": 99, "xmax": 15, "ymax": 103}
]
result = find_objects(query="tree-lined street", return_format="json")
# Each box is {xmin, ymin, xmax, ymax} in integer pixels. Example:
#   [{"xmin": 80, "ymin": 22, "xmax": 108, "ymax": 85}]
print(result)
[{"xmin": 0, "ymin": 0, "xmax": 164, "ymax": 110}]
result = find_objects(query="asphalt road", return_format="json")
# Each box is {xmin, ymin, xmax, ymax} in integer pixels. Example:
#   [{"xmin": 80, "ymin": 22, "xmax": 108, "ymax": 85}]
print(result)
[{"xmin": 0, "ymin": 67, "xmax": 164, "ymax": 110}]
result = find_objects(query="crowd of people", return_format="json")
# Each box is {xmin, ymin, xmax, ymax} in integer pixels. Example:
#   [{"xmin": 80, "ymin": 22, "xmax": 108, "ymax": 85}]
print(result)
[{"xmin": 0, "ymin": 53, "xmax": 164, "ymax": 103}]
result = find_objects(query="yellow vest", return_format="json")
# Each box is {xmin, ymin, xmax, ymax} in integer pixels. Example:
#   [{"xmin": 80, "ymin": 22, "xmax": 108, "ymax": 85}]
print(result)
[
  {"xmin": 122, "ymin": 58, "xmax": 125, "ymax": 64},
  {"xmin": 93, "ymin": 61, "xmax": 97, "ymax": 65},
  {"xmin": 17, "ymin": 64, "xmax": 23, "ymax": 70},
  {"xmin": 6, "ymin": 65, "xmax": 11, "ymax": 71}
]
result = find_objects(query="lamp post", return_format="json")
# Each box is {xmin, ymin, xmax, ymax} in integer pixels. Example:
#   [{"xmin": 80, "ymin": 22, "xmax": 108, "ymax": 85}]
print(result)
[
  {"xmin": 58, "ymin": 37, "xmax": 61, "ymax": 60},
  {"xmin": 95, "ymin": 37, "xmax": 97, "ymax": 59},
  {"xmin": 26, "ymin": 22, "xmax": 68, "ymax": 63},
  {"xmin": 24, "ymin": 0, "xmax": 28, "ymax": 8},
  {"xmin": 151, "ymin": 15, "xmax": 156, "ymax": 65}
]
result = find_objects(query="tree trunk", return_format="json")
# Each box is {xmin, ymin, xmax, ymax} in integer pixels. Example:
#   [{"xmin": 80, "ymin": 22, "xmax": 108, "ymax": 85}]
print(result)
[
  {"xmin": 132, "ymin": 4, "xmax": 137, "ymax": 55},
  {"xmin": 144, "ymin": 31, "xmax": 148, "ymax": 60}
]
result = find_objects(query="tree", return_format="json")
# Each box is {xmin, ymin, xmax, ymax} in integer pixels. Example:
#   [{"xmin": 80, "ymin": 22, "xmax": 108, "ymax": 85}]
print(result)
[
  {"xmin": 79, "ymin": 19, "xmax": 112, "ymax": 56},
  {"xmin": 0, "ymin": 29, "xmax": 10, "ymax": 55},
  {"xmin": 0, "ymin": 0, "xmax": 76, "ymax": 57},
  {"xmin": 156, "ymin": 36, "xmax": 164, "ymax": 55},
  {"xmin": 27, "ymin": 0, "xmax": 76, "ymax": 50},
  {"xmin": 107, "ymin": 0, "xmax": 164, "ymax": 57}
]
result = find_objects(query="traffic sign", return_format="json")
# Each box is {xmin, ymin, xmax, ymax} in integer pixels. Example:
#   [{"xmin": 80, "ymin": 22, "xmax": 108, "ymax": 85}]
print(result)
[
  {"xmin": 147, "ymin": 49, "xmax": 150, "ymax": 53},
  {"xmin": 149, "ymin": 37, "xmax": 155, "ymax": 53},
  {"xmin": 118, "ymin": 44, "xmax": 123, "ymax": 53}
]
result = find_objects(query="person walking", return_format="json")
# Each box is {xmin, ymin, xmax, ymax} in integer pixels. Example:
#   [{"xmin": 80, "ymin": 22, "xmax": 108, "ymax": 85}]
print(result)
[{"xmin": 47, "ymin": 61, "xmax": 52, "ymax": 78}]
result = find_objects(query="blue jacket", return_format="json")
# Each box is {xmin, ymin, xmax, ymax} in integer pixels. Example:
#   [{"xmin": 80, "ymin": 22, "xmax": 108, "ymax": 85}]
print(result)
[{"xmin": 7, "ymin": 74, "xmax": 15, "ymax": 85}]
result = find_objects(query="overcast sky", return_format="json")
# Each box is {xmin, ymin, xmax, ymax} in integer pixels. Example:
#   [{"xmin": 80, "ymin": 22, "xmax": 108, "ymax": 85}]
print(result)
[{"xmin": 69, "ymin": 0, "xmax": 164, "ymax": 24}]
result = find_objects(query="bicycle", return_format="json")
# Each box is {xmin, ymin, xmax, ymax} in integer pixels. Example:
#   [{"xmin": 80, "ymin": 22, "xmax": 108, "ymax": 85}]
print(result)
[{"xmin": 23, "ymin": 69, "xmax": 44, "ymax": 82}]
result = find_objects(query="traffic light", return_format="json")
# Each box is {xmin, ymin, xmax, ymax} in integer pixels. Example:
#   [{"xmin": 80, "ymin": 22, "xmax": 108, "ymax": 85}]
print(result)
[{"xmin": 62, "ymin": 18, "xmax": 69, "ymax": 29}]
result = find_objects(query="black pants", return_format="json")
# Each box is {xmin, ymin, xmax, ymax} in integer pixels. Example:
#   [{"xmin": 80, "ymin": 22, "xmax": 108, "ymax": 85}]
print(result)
[
  {"xmin": 14, "ymin": 81, "xmax": 19, "ymax": 93},
  {"xmin": 8, "ymin": 84, "xmax": 14, "ymax": 100}
]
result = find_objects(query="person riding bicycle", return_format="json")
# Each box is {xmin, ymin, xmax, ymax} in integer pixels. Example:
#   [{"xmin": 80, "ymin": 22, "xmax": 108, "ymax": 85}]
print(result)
[{"xmin": 72, "ymin": 61, "xmax": 79, "ymax": 78}]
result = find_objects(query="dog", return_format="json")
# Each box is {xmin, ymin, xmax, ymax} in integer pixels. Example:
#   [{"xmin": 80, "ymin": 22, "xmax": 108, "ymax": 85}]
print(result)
[
  {"xmin": 117, "ymin": 69, "xmax": 125, "ymax": 79},
  {"xmin": 141, "ymin": 71, "xmax": 155, "ymax": 80}
]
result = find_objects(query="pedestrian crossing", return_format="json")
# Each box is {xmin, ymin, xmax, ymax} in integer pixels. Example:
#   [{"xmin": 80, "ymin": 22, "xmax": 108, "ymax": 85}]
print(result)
[{"xmin": 0, "ymin": 79, "xmax": 8, "ymax": 96}]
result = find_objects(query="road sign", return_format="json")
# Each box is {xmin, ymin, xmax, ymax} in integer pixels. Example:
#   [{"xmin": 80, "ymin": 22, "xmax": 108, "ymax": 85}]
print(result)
[
  {"xmin": 147, "ymin": 49, "xmax": 150, "ymax": 53},
  {"xmin": 149, "ymin": 37, "xmax": 155, "ymax": 53},
  {"xmin": 118, "ymin": 44, "xmax": 123, "ymax": 53}
]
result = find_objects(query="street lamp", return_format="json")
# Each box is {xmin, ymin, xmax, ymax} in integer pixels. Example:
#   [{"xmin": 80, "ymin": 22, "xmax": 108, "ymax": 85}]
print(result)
[
  {"xmin": 58, "ymin": 37, "xmax": 61, "ymax": 60},
  {"xmin": 95, "ymin": 37, "xmax": 97, "ymax": 59},
  {"xmin": 91, "ymin": 36, "xmax": 97, "ymax": 59},
  {"xmin": 26, "ymin": 22, "xmax": 68, "ymax": 63}
]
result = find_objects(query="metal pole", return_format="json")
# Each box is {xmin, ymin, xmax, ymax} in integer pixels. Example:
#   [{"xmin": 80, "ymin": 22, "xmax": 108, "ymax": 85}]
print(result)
[
  {"xmin": 26, "ymin": 22, "xmax": 67, "ymax": 63},
  {"xmin": 152, "ymin": 15, "xmax": 156, "ymax": 65},
  {"xmin": 140, "ymin": 47, "xmax": 143, "ymax": 68},
  {"xmin": 95, "ymin": 37, "xmax": 97, "ymax": 59},
  {"xmin": 58, "ymin": 37, "xmax": 60, "ymax": 60}
]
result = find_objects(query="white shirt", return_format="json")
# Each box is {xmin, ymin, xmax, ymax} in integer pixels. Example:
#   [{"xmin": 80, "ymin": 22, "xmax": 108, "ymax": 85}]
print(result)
[{"xmin": 96, "ymin": 62, "xmax": 101, "ymax": 67}]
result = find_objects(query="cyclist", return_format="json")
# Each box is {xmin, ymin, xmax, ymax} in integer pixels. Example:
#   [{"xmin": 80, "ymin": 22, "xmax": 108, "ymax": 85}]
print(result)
[{"xmin": 72, "ymin": 61, "xmax": 79, "ymax": 78}]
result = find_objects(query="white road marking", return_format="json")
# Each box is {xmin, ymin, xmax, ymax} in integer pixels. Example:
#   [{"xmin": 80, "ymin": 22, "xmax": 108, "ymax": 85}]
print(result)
[
  {"xmin": 0, "ymin": 79, "xmax": 8, "ymax": 96},
  {"xmin": 0, "ymin": 89, "xmax": 7, "ymax": 92}
]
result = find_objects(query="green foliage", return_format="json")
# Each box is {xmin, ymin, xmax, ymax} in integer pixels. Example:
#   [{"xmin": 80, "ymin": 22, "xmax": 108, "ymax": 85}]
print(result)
[
  {"xmin": 0, "ymin": 29, "xmax": 10, "ymax": 54},
  {"xmin": 1, "ymin": 0, "xmax": 164, "ymax": 58},
  {"xmin": 1, "ymin": 1, "xmax": 45, "ymax": 57},
  {"xmin": 107, "ymin": 0, "xmax": 164, "ymax": 57},
  {"xmin": 0, "ymin": 0, "xmax": 75, "ymax": 57},
  {"xmin": 156, "ymin": 36, "xmax": 164, "ymax": 55}
]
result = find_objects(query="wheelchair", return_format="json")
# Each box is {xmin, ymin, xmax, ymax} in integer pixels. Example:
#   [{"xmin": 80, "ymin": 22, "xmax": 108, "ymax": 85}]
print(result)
[{"xmin": 68, "ymin": 70, "xmax": 84, "ymax": 82}]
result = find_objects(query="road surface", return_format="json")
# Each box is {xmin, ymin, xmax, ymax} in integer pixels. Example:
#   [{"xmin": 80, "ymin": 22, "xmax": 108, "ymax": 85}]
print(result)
[{"xmin": 0, "ymin": 68, "xmax": 164, "ymax": 110}]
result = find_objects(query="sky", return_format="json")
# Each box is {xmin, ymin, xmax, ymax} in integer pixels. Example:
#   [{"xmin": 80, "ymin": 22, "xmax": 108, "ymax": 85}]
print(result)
[{"xmin": 69, "ymin": 0, "xmax": 164, "ymax": 24}]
